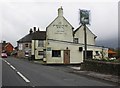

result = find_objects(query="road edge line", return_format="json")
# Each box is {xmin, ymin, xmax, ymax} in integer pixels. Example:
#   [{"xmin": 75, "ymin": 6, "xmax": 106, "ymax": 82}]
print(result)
[{"xmin": 17, "ymin": 72, "xmax": 30, "ymax": 83}]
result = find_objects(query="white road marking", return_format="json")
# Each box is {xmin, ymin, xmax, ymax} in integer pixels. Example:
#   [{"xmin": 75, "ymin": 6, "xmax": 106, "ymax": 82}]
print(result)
[
  {"xmin": 17, "ymin": 72, "xmax": 30, "ymax": 83},
  {"xmin": 3, "ymin": 59, "xmax": 30, "ymax": 83},
  {"xmin": 3, "ymin": 59, "xmax": 8, "ymax": 63},
  {"xmin": 10, "ymin": 65, "xmax": 16, "ymax": 70},
  {"xmin": 3, "ymin": 60, "xmax": 11, "ymax": 65},
  {"xmin": 7, "ymin": 62, "xmax": 10, "ymax": 65}
]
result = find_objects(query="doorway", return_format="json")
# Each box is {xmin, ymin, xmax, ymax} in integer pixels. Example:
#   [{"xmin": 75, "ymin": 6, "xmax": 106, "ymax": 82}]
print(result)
[{"xmin": 64, "ymin": 50, "xmax": 70, "ymax": 64}]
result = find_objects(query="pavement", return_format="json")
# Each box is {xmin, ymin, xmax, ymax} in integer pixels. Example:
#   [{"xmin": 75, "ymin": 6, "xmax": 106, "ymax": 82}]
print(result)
[{"xmin": 33, "ymin": 60, "xmax": 120, "ymax": 85}]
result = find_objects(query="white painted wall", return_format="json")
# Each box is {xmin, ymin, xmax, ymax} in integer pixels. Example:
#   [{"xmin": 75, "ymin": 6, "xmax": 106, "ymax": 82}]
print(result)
[
  {"xmin": 47, "ymin": 17, "xmax": 73, "ymax": 42},
  {"xmin": 46, "ymin": 40, "xmax": 83, "ymax": 64},
  {"xmin": 32, "ymin": 40, "xmax": 46, "ymax": 59},
  {"xmin": 32, "ymin": 40, "xmax": 35, "ymax": 55},
  {"xmin": 46, "ymin": 40, "xmax": 108, "ymax": 64},
  {"xmin": 74, "ymin": 25, "xmax": 96, "ymax": 45},
  {"xmin": 47, "ymin": 7, "xmax": 74, "ymax": 42}
]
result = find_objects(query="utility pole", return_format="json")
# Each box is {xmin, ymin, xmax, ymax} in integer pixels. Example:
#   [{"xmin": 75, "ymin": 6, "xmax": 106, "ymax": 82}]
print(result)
[
  {"xmin": 80, "ymin": 9, "xmax": 90, "ymax": 61},
  {"xmin": 84, "ymin": 24, "xmax": 87, "ymax": 60}
]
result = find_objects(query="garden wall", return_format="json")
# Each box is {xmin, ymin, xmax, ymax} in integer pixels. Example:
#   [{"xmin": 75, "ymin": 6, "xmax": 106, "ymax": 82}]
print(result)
[{"xmin": 81, "ymin": 60, "xmax": 120, "ymax": 76}]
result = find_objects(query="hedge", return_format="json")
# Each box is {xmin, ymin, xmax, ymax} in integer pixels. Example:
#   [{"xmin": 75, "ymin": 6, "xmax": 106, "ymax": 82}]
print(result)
[{"xmin": 81, "ymin": 59, "xmax": 120, "ymax": 76}]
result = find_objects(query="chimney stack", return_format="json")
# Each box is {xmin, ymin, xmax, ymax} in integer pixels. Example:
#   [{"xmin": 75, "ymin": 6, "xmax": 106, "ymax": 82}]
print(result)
[
  {"xmin": 38, "ymin": 27, "xmax": 40, "ymax": 31},
  {"xmin": 3, "ymin": 41, "xmax": 6, "ymax": 44},
  {"xmin": 29, "ymin": 28, "xmax": 33, "ymax": 34},
  {"xmin": 33, "ymin": 27, "xmax": 36, "ymax": 32},
  {"xmin": 58, "ymin": 6, "xmax": 63, "ymax": 17}
]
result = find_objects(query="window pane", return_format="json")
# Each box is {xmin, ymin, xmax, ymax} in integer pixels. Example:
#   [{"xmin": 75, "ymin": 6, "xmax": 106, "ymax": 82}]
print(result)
[
  {"xmin": 38, "ymin": 41, "xmax": 44, "ymax": 47},
  {"xmin": 25, "ymin": 44, "xmax": 28, "ymax": 47},
  {"xmin": 74, "ymin": 38, "xmax": 78, "ymax": 43},
  {"xmin": 52, "ymin": 50, "xmax": 61, "ymax": 57},
  {"xmin": 95, "ymin": 51, "xmax": 100, "ymax": 56},
  {"xmin": 38, "ymin": 51, "xmax": 44, "ymax": 55},
  {"xmin": 19, "ymin": 44, "xmax": 23, "ymax": 50}
]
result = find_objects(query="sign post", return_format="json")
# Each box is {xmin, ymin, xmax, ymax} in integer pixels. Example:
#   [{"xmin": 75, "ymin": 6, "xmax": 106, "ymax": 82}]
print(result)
[{"xmin": 80, "ymin": 9, "xmax": 90, "ymax": 61}]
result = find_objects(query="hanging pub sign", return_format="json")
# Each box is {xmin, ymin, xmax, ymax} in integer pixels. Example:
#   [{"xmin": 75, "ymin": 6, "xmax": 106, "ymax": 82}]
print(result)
[{"xmin": 80, "ymin": 9, "xmax": 90, "ymax": 25}]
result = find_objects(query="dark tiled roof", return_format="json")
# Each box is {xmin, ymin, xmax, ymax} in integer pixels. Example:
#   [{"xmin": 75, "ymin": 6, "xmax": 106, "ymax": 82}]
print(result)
[
  {"xmin": 32, "ymin": 31, "xmax": 46, "ymax": 40},
  {"xmin": 17, "ymin": 34, "xmax": 33, "ymax": 43},
  {"xmin": 17, "ymin": 31, "xmax": 46, "ymax": 43}
]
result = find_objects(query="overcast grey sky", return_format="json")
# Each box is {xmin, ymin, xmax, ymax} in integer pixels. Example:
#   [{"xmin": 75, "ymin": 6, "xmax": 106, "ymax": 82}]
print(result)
[{"xmin": 0, "ymin": 0, "xmax": 119, "ymax": 46}]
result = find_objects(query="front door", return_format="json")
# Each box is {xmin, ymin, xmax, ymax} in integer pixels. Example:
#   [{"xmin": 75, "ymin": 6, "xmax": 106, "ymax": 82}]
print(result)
[{"xmin": 64, "ymin": 50, "xmax": 70, "ymax": 64}]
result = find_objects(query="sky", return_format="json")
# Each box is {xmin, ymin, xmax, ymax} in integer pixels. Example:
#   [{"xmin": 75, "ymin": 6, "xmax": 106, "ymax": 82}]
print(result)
[{"xmin": 0, "ymin": 0, "xmax": 119, "ymax": 47}]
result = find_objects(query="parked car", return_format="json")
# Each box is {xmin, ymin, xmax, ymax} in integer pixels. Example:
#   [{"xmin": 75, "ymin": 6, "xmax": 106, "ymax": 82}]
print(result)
[
  {"xmin": 25, "ymin": 51, "xmax": 29, "ymax": 58},
  {"xmin": 1, "ymin": 52, "xmax": 7, "ymax": 58}
]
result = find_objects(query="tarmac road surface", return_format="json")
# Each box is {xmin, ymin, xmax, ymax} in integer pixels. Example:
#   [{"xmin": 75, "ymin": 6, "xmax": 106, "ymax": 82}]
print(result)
[{"xmin": 2, "ymin": 57, "xmax": 117, "ymax": 86}]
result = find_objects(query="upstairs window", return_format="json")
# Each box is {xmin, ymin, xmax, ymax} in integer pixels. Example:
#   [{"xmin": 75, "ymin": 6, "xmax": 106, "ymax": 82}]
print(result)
[
  {"xmin": 74, "ymin": 38, "xmax": 79, "ymax": 43},
  {"xmin": 52, "ymin": 50, "xmax": 61, "ymax": 57},
  {"xmin": 19, "ymin": 44, "xmax": 23, "ymax": 50},
  {"xmin": 38, "ymin": 40, "xmax": 44, "ymax": 47}
]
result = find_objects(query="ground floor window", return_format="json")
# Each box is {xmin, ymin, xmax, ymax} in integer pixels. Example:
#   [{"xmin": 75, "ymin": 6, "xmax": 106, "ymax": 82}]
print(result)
[
  {"xmin": 83, "ymin": 51, "xmax": 93, "ymax": 59},
  {"xmin": 52, "ymin": 50, "xmax": 61, "ymax": 57},
  {"xmin": 38, "ymin": 51, "xmax": 44, "ymax": 55},
  {"xmin": 95, "ymin": 51, "xmax": 100, "ymax": 56}
]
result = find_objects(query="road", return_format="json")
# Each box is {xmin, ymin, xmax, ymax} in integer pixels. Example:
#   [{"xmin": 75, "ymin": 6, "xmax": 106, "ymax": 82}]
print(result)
[{"xmin": 2, "ymin": 57, "xmax": 116, "ymax": 86}]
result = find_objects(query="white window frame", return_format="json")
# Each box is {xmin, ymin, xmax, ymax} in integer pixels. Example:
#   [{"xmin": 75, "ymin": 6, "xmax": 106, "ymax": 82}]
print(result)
[{"xmin": 74, "ymin": 38, "xmax": 79, "ymax": 43}]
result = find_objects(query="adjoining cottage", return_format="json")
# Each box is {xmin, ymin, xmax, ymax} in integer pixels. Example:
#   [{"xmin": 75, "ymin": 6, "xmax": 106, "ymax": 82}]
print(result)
[
  {"xmin": 17, "ymin": 27, "xmax": 46, "ymax": 58},
  {"xmin": 17, "ymin": 7, "xmax": 108, "ymax": 64},
  {"xmin": 31, "ymin": 31, "xmax": 46, "ymax": 60}
]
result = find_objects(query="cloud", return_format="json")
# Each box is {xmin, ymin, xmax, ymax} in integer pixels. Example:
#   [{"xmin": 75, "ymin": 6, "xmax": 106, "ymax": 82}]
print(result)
[{"xmin": 0, "ymin": 0, "xmax": 118, "ymax": 47}]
